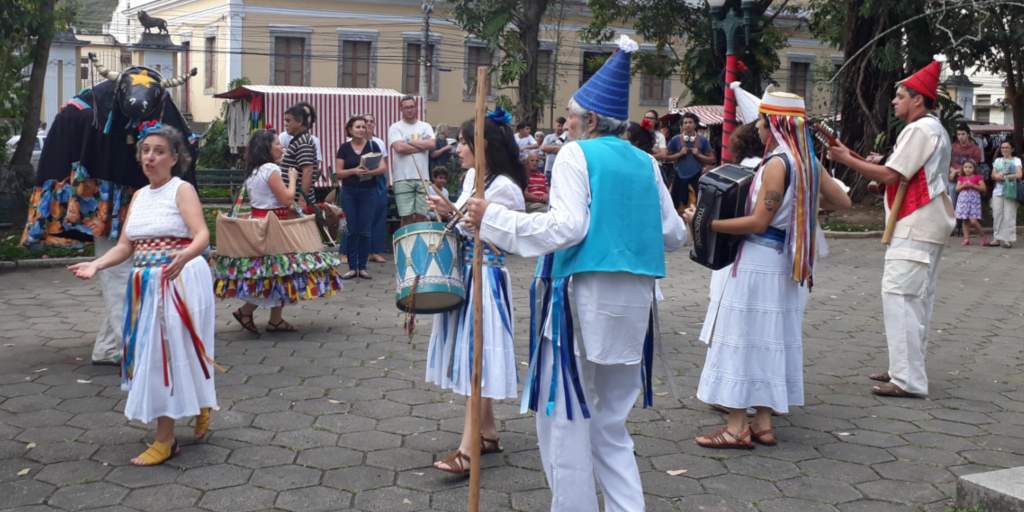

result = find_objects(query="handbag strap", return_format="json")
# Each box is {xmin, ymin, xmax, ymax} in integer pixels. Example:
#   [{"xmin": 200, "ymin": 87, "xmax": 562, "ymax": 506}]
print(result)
[{"xmin": 228, "ymin": 180, "xmax": 247, "ymax": 218}]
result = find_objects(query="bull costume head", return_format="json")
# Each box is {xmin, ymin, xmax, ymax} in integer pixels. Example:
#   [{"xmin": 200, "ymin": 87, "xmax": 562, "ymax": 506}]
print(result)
[{"xmin": 88, "ymin": 52, "xmax": 196, "ymax": 141}]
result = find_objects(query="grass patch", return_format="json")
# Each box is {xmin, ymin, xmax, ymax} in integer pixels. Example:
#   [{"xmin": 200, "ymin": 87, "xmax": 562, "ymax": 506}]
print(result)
[
  {"xmin": 199, "ymin": 186, "xmax": 233, "ymax": 200},
  {"xmin": 946, "ymin": 507, "xmax": 984, "ymax": 512},
  {"xmin": 0, "ymin": 230, "xmax": 93, "ymax": 261}
]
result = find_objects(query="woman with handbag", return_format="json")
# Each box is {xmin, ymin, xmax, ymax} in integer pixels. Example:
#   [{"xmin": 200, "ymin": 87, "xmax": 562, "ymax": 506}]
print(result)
[
  {"xmin": 68, "ymin": 125, "xmax": 218, "ymax": 465},
  {"xmin": 336, "ymin": 115, "xmax": 387, "ymax": 279},
  {"xmin": 215, "ymin": 130, "xmax": 345, "ymax": 334},
  {"xmin": 988, "ymin": 141, "xmax": 1022, "ymax": 248}
]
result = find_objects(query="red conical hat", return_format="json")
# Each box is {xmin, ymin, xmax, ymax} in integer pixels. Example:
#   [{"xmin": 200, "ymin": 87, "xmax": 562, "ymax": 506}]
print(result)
[{"xmin": 899, "ymin": 57, "xmax": 944, "ymax": 100}]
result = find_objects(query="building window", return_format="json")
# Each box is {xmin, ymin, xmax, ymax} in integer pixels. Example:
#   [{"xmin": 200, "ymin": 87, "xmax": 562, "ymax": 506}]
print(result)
[
  {"xmin": 975, "ymin": 108, "xmax": 990, "ymax": 123},
  {"xmin": 274, "ymin": 36, "xmax": 306, "ymax": 86},
  {"xmin": 536, "ymin": 49, "xmax": 553, "ymax": 93},
  {"xmin": 340, "ymin": 40, "xmax": 371, "ymax": 88},
  {"xmin": 80, "ymin": 57, "xmax": 89, "ymax": 80},
  {"xmin": 581, "ymin": 51, "xmax": 611, "ymax": 86},
  {"xmin": 465, "ymin": 45, "xmax": 493, "ymax": 99},
  {"xmin": 640, "ymin": 53, "xmax": 670, "ymax": 104},
  {"xmin": 976, "ymin": 94, "xmax": 991, "ymax": 105},
  {"xmin": 789, "ymin": 61, "xmax": 810, "ymax": 100},
  {"xmin": 204, "ymin": 36, "xmax": 216, "ymax": 89},
  {"xmin": 403, "ymin": 42, "xmax": 435, "ymax": 97}
]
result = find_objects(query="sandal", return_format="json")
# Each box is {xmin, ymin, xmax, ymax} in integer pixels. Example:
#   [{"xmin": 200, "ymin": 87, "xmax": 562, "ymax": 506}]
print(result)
[
  {"xmin": 986, "ymin": 239, "xmax": 1002, "ymax": 247},
  {"xmin": 131, "ymin": 439, "xmax": 179, "ymax": 466},
  {"xmin": 868, "ymin": 371, "xmax": 891, "ymax": 383},
  {"xmin": 267, "ymin": 319, "xmax": 297, "ymax": 332},
  {"xmin": 369, "ymin": 254, "xmax": 387, "ymax": 263},
  {"xmin": 695, "ymin": 426, "xmax": 754, "ymax": 450},
  {"xmin": 750, "ymin": 426, "xmax": 777, "ymax": 446},
  {"xmin": 341, "ymin": 270, "xmax": 358, "ymax": 280},
  {"xmin": 194, "ymin": 408, "xmax": 212, "ymax": 441},
  {"xmin": 433, "ymin": 450, "xmax": 471, "ymax": 475},
  {"xmin": 481, "ymin": 436, "xmax": 503, "ymax": 455},
  {"xmin": 871, "ymin": 382, "xmax": 923, "ymax": 398},
  {"xmin": 232, "ymin": 309, "xmax": 259, "ymax": 335},
  {"xmin": 358, "ymin": 270, "xmax": 372, "ymax": 280}
]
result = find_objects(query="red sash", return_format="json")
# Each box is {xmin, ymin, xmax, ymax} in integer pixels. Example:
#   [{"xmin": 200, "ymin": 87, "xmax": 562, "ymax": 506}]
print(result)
[{"xmin": 885, "ymin": 167, "xmax": 931, "ymax": 221}]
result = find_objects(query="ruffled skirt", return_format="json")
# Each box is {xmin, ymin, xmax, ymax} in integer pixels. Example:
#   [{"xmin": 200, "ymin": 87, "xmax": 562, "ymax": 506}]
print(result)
[{"xmin": 696, "ymin": 242, "xmax": 808, "ymax": 413}]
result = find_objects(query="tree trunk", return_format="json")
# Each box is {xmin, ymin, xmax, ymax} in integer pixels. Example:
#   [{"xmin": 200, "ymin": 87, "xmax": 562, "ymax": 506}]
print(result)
[
  {"xmin": 11, "ymin": 0, "xmax": 56, "ymax": 167},
  {"xmin": 515, "ymin": 0, "xmax": 547, "ymax": 128}
]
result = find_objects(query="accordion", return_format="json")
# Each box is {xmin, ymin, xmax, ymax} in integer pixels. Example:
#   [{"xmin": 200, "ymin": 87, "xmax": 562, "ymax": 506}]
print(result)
[{"xmin": 689, "ymin": 164, "xmax": 756, "ymax": 270}]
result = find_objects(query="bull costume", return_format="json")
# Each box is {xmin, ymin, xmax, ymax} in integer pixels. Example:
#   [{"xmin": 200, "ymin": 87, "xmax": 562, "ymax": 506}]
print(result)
[
  {"xmin": 21, "ymin": 54, "xmax": 198, "ymax": 365},
  {"xmin": 466, "ymin": 36, "xmax": 687, "ymax": 511},
  {"xmin": 830, "ymin": 58, "xmax": 954, "ymax": 397}
]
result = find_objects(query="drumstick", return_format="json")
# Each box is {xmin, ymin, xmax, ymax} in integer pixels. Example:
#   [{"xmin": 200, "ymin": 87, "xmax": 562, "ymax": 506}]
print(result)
[
  {"xmin": 467, "ymin": 65, "xmax": 487, "ymax": 512},
  {"xmin": 410, "ymin": 157, "xmax": 444, "ymax": 220}
]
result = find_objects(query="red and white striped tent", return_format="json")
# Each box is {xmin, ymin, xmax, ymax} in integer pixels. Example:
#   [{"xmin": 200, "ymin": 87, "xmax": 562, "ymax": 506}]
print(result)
[
  {"xmin": 214, "ymin": 85, "xmax": 425, "ymax": 186},
  {"xmin": 659, "ymin": 105, "xmax": 725, "ymax": 126}
]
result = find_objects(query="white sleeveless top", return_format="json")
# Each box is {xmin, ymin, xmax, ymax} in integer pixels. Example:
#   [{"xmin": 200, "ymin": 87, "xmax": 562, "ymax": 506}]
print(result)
[
  {"xmin": 749, "ymin": 149, "xmax": 795, "ymax": 231},
  {"xmin": 124, "ymin": 176, "xmax": 192, "ymax": 240},
  {"xmin": 246, "ymin": 163, "xmax": 289, "ymax": 209}
]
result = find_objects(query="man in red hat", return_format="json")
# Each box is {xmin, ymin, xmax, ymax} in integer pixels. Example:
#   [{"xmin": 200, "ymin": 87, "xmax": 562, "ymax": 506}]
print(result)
[{"xmin": 828, "ymin": 58, "xmax": 954, "ymax": 398}]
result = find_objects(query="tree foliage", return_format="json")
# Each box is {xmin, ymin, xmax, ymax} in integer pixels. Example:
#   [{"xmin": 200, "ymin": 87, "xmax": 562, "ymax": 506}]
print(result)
[
  {"xmin": 447, "ymin": 0, "xmax": 553, "ymax": 127},
  {"xmin": 583, "ymin": 0, "xmax": 788, "ymax": 106}
]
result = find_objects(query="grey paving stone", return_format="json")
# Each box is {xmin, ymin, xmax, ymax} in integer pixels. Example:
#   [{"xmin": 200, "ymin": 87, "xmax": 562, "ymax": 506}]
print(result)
[
  {"xmin": 724, "ymin": 455, "xmax": 801, "ymax": 481},
  {"xmin": 32, "ymin": 460, "xmax": 110, "ymax": 486},
  {"xmin": 365, "ymin": 447, "xmax": 432, "ymax": 472},
  {"xmin": 104, "ymin": 463, "xmax": 180, "ymax": 488},
  {"xmin": 122, "ymin": 483, "xmax": 201, "ymax": 511},
  {"xmin": 226, "ymin": 445, "xmax": 296, "ymax": 468},
  {"xmin": 253, "ymin": 411, "xmax": 314, "ymax": 432},
  {"xmin": 165, "ymin": 443, "xmax": 231, "ymax": 469},
  {"xmin": 251, "ymin": 464, "xmax": 322, "ymax": 491},
  {"xmin": 197, "ymin": 484, "xmax": 277, "ymax": 512},
  {"xmin": 271, "ymin": 428, "xmax": 338, "ymax": 450},
  {"xmin": 23, "ymin": 441, "xmax": 97, "ymax": 464},
  {"xmin": 337, "ymin": 431, "xmax": 401, "ymax": 451},
  {"xmin": 323, "ymin": 466, "xmax": 394, "ymax": 492},
  {"xmin": 777, "ymin": 476, "xmax": 862, "ymax": 504},
  {"xmin": 0, "ymin": 479, "xmax": 54, "ymax": 509},
  {"xmin": 431, "ymin": 488, "xmax": 511, "ymax": 511},
  {"xmin": 856, "ymin": 479, "xmax": 944, "ymax": 505},
  {"xmin": 871, "ymin": 460, "xmax": 954, "ymax": 484},
  {"xmin": 817, "ymin": 443, "xmax": 894, "ymax": 465},
  {"xmin": 353, "ymin": 487, "xmax": 429, "ymax": 512},
  {"xmin": 46, "ymin": 482, "xmax": 127, "ymax": 511},
  {"xmin": 275, "ymin": 486, "xmax": 352, "ymax": 512},
  {"xmin": 176, "ymin": 463, "xmax": 252, "ymax": 491},
  {"xmin": 700, "ymin": 473, "xmax": 781, "ymax": 502},
  {"xmin": 312, "ymin": 413, "xmax": 375, "ymax": 434},
  {"xmin": 295, "ymin": 447, "xmax": 363, "ymax": 470},
  {"xmin": 798, "ymin": 458, "xmax": 879, "ymax": 484},
  {"xmin": 757, "ymin": 498, "xmax": 840, "ymax": 512}
]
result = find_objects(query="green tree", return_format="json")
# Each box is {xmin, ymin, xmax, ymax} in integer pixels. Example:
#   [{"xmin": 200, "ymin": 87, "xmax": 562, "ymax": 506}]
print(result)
[
  {"xmin": 447, "ymin": 0, "xmax": 553, "ymax": 127},
  {"xmin": 583, "ymin": 0, "xmax": 788, "ymax": 106}
]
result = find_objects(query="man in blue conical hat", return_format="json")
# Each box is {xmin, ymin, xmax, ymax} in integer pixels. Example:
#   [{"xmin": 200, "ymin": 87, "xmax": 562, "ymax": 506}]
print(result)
[{"xmin": 463, "ymin": 35, "xmax": 687, "ymax": 511}]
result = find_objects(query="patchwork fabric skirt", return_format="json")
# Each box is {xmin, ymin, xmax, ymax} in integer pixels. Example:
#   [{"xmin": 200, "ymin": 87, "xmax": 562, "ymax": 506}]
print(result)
[
  {"xmin": 426, "ymin": 245, "xmax": 518, "ymax": 400},
  {"xmin": 696, "ymin": 241, "xmax": 808, "ymax": 414}
]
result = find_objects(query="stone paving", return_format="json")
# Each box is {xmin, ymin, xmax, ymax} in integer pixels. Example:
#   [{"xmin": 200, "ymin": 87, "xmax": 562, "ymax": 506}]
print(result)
[{"xmin": 1, "ymin": 238, "xmax": 1023, "ymax": 512}]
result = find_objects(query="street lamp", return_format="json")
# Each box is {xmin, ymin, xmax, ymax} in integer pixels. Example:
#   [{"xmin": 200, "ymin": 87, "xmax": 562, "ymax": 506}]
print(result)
[{"xmin": 709, "ymin": 0, "xmax": 756, "ymax": 162}]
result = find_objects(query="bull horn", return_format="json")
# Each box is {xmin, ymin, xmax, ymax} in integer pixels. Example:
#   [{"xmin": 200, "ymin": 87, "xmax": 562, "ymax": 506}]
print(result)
[
  {"xmin": 160, "ymin": 67, "xmax": 198, "ymax": 88},
  {"xmin": 87, "ymin": 52, "xmax": 120, "ymax": 82}
]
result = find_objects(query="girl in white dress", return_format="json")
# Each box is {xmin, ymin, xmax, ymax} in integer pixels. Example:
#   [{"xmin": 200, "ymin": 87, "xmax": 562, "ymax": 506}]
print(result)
[
  {"xmin": 69, "ymin": 126, "xmax": 217, "ymax": 465},
  {"xmin": 424, "ymin": 114, "xmax": 526, "ymax": 473},
  {"xmin": 684, "ymin": 92, "xmax": 851, "ymax": 449}
]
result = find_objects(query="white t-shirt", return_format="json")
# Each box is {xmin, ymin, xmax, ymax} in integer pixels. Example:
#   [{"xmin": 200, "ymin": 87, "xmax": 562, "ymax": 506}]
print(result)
[
  {"xmin": 246, "ymin": 163, "xmax": 288, "ymax": 209},
  {"xmin": 388, "ymin": 119, "xmax": 433, "ymax": 182},
  {"xmin": 541, "ymin": 132, "xmax": 565, "ymax": 173},
  {"xmin": 515, "ymin": 133, "xmax": 537, "ymax": 159}
]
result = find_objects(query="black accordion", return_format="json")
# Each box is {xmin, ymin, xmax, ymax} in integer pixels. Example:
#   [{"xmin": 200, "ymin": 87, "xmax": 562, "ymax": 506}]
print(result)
[{"xmin": 689, "ymin": 164, "xmax": 756, "ymax": 270}]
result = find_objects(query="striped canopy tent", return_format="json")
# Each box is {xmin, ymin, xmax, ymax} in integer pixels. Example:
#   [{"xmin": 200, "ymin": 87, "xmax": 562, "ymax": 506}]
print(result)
[
  {"xmin": 214, "ymin": 85, "xmax": 424, "ymax": 186},
  {"xmin": 659, "ymin": 105, "xmax": 725, "ymax": 127}
]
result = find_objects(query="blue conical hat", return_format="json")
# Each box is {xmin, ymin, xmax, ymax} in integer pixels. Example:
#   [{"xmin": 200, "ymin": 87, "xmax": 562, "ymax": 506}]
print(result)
[{"xmin": 572, "ymin": 35, "xmax": 638, "ymax": 121}]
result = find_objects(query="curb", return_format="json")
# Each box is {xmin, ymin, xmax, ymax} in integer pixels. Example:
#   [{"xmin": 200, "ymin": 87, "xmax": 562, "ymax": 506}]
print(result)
[
  {"xmin": 823, "ymin": 230, "xmax": 883, "ymax": 239},
  {"xmin": 0, "ymin": 256, "xmax": 93, "ymax": 270}
]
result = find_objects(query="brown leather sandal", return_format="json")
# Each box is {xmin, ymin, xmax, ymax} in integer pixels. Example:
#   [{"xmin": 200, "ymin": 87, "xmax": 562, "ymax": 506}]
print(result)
[
  {"xmin": 871, "ymin": 382, "xmax": 923, "ymax": 398},
  {"xmin": 750, "ymin": 426, "xmax": 777, "ymax": 446},
  {"xmin": 868, "ymin": 371, "xmax": 891, "ymax": 382},
  {"xmin": 233, "ymin": 309, "xmax": 259, "ymax": 335},
  {"xmin": 481, "ymin": 436, "xmax": 503, "ymax": 455},
  {"xmin": 695, "ymin": 427, "xmax": 755, "ymax": 450},
  {"xmin": 266, "ymin": 319, "xmax": 297, "ymax": 332},
  {"xmin": 433, "ymin": 450, "xmax": 471, "ymax": 475}
]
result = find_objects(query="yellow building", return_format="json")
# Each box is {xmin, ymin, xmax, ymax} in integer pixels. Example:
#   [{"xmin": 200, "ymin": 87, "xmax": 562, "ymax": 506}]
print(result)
[{"xmin": 85, "ymin": 0, "xmax": 841, "ymax": 127}]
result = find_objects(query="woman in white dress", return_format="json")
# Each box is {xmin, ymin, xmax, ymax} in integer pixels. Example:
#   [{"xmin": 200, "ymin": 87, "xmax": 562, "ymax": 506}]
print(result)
[
  {"xmin": 69, "ymin": 125, "xmax": 217, "ymax": 465},
  {"xmin": 424, "ymin": 113, "xmax": 526, "ymax": 474},
  {"xmin": 684, "ymin": 92, "xmax": 851, "ymax": 449}
]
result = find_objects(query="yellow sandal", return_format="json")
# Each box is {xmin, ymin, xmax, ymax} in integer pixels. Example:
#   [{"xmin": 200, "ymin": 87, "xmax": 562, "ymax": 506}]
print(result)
[
  {"xmin": 131, "ymin": 439, "xmax": 179, "ymax": 466},
  {"xmin": 194, "ymin": 408, "xmax": 212, "ymax": 440}
]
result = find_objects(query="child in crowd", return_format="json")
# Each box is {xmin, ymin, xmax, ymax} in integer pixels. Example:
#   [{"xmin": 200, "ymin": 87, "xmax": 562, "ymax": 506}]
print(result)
[
  {"xmin": 426, "ymin": 167, "xmax": 449, "ymax": 221},
  {"xmin": 955, "ymin": 159, "xmax": 986, "ymax": 245},
  {"xmin": 523, "ymin": 151, "xmax": 549, "ymax": 213}
]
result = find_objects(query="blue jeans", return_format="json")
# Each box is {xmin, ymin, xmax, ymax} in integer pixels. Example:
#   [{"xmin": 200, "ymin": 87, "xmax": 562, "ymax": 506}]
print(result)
[
  {"xmin": 340, "ymin": 186, "xmax": 377, "ymax": 271},
  {"xmin": 370, "ymin": 177, "xmax": 389, "ymax": 253}
]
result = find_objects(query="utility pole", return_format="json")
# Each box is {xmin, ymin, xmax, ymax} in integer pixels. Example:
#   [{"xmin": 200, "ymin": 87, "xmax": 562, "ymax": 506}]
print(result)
[{"xmin": 420, "ymin": 0, "xmax": 433, "ymax": 102}]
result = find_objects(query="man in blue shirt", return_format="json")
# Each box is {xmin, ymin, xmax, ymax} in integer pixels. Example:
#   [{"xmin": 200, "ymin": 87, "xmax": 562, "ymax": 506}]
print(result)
[{"xmin": 666, "ymin": 112, "xmax": 715, "ymax": 209}]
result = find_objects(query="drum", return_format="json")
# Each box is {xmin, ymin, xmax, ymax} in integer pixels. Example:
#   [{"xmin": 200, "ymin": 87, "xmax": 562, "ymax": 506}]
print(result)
[{"xmin": 392, "ymin": 221, "xmax": 465, "ymax": 314}]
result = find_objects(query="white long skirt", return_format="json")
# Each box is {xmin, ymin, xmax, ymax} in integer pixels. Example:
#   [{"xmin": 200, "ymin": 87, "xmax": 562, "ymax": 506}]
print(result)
[
  {"xmin": 122, "ymin": 257, "xmax": 219, "ymax": 424},
  {"xmin": 426, "ymin": 263, "xmax": 518, "ymax": 400},
  {"xmin": 696, "ymin": 241, "xmax": 808, "ymax": 413}
]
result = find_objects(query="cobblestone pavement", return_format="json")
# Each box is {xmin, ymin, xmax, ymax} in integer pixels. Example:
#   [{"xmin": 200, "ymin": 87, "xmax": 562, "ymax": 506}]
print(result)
[{"xmin": 1, "ymin": 239, "xmax": 1022, "ymax": 512}]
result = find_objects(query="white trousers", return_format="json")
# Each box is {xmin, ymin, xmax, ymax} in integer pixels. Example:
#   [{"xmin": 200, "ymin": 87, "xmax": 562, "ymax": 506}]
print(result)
[
  {"xmin": 92, "ymin": 236, "xmax": 130, "ymax": 363},
  {"xmin": 991, "ymin": 195, "xmax": 1018, "ymax": 242},
  {"xmin": 881, "ymin": 238, "xmax": 944, "ymax": 395},
  {"xmin": 535, "ymin": 339, "xmax": 644, "ymax": 512}
]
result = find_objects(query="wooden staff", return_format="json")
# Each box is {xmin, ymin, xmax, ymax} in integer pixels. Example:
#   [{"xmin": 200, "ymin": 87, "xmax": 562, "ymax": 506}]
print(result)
[
  {"xmin": 881, "ymin": 181, "xmax": 907, "ymax": 245},
  {"xmin": 467, "ymin": 65, "xmax": 488, "ymax": 512}
]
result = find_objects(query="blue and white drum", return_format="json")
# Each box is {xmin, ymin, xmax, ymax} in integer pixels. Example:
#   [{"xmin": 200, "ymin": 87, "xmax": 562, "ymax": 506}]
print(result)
[{"xmin": 392, "ymin": 221, "xmax": 465, "ymax": 313}]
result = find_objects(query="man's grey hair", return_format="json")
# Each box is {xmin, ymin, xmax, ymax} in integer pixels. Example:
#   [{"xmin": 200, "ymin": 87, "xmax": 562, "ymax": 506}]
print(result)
[{"xmin": 568, "ymin": 97, "xmax": 629, "ymax": 137}]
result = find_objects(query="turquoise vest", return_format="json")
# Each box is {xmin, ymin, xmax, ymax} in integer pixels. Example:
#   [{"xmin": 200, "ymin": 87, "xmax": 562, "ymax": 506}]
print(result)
[{"xmin": 551, "ymin": 136, "xmax": 666, "ymax": 279}]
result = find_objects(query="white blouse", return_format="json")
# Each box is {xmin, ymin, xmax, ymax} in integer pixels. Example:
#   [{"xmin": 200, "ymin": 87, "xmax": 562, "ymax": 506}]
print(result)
[{"xmin": 246, "ymin": 163, "xmax": 289, "ymax": 209}]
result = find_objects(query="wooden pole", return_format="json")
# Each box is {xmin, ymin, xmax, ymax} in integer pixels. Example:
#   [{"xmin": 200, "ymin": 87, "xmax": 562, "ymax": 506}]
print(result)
[
  {"xmin": 881, "ymin": 180, "xmax": 908, "ymax": 245},
  {"xmin": 467, "ymin": 65, "xmax": 488, "ymax": 512}
]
